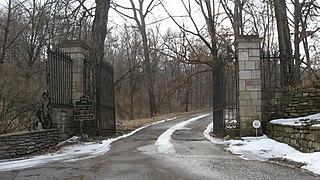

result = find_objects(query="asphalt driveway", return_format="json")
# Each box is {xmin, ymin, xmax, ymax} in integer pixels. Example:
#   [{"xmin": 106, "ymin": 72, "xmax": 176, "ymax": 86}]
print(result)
[{"xmin": 0, "ymin": 111, "xmax": 318, "ymax": 180}]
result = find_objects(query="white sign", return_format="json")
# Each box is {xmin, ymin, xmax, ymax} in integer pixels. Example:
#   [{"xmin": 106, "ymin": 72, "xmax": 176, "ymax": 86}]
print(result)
[{"xmin": 252, "ymin": 120, "xmax": 261, "ymax": 129}]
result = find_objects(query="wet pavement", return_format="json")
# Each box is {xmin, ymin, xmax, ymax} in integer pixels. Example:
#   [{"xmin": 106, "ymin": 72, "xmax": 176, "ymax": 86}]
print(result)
[{"xmin": 0, "ymin": 111, "xmax": 318, "ymax": 180}]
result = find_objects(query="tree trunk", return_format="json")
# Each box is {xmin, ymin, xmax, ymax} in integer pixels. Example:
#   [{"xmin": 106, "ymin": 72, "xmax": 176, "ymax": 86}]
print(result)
[
  {"xmin": 87, "ymin": 0, "xmax": 110, "ymax": 103},
  {"xmin": 130, "ymin": 88, "xmax": 134, "ymax": 120},
  {"xmin": 129, "ymin": 58, "xmax": 135, "ymax": 120},
  {"xmin": 0, "ymin": 0, "xmax": 12, "ymax": 65},
  {"xmin": 184, "ymin": 88, "xmax": 190, "ymax": 112},
  {"xmin": 273, "ymin": 0, "xmax": 293, "ymax": 86},
  {"xmin": 90, "ymin": 0, "xmax": 111, "ymax": 62},
  {"xmin": 234, "ymin": 0, "xmax": 243, "ymax": 38},
  {"xmin": 131, "ymin": 1, "xmax": 157, "ymax": 118},
  {"xmin": 204, "ymin": 0, "xmax": 217, "ymax": 60},
  {"xmin": 140, "ymin": 27, "xmax": 157, "ymax": 117},
  {"xmin": 164, "ymin": 62, "xmax": 172, "ymax": 113},
  {"xmin": 293, "ymin": 0, "xmax": 301, "ymax": 83},
  {"xmin": 302, "ymin": 33, "xmax": 311, "ymax": 79},
  {"xmin": 300, "ymin": 8, "xmax": 312, "ymax": 79}
]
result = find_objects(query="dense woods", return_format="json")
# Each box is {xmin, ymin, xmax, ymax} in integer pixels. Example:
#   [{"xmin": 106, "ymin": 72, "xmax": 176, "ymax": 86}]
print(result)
[{"xmin": 0, "ymin": 0, "xmax": 319, "ymax": 133}]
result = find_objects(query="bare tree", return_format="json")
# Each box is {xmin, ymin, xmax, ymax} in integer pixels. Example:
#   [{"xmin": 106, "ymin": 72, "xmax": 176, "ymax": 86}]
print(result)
[
  {"xmin": 114, "ymin": 0, "xmax": 163, "ymax": 117},
  {"xmin": 0, "ymin": 0, "xmax": 97, "ymax": 134},
  {"xmin": 161, "ymin": 0, "xmax": 218, "ymax": 66},
  {"xmin": 112, "ymin": 25, "xmax": 143, "ymax": 120},
  {"xmin": 0, "ymin": 0, "xmax": 12, "ymax": 65},
  {"xmin": 90, "ymin": 0, "xmax": 111, "ymax": 63},
  {"xmin": 273, "ymin": 0, "xmax": 293, "ymax": 85},
  {"xmin": 298, "ymin": 0, "xmax": 320, "ymax": 78},
  {"xmin": 293, "ymin": 0, "xmax": 301, "ymax": 81},
  {"xmin": 219, "ymin": 0, "xmax": 246, "ymax": 38},
  {"xmin": 158, "ymin": 0, "xmax": 223, "ymax": 112},
  {"xmin": 0, "ymin": 0, "xmax": 52, "ymax": 133},
  {"xmin": 243, "ymin": 1, "xmax": 277, "ymax": 50}
]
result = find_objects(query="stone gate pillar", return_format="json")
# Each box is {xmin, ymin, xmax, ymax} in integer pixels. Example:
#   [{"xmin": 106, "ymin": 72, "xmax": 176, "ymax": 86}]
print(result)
[
  {"xmin": 59, "ymin": 40, "xmax": 89, "ymax": 102},
  {"xmin": 236, "ymin": 35, "xmax": 263, "ymax": 136},
  {"xmin": 51, "ymin": 40, "xmax": 89, "ymax": 139}
]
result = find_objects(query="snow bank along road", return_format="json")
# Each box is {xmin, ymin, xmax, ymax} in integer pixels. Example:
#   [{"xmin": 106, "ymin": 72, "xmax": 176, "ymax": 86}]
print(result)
[{"xmin": 0, "ymin": 111, "xmax": 318, "ymax": 180}]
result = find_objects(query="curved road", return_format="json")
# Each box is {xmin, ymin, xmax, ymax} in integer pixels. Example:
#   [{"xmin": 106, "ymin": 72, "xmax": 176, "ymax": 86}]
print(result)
[{"xmin": 1, "ymin": 111, "xmax": 318, "ymax": 180}]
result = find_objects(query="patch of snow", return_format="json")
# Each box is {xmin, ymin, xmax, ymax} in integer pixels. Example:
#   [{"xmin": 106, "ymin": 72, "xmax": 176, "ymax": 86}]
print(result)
[
  {"xmin": 203, "ymin": 123, "xmax": 320, "ymax": 175},
  {"xmin": 225, "ymin": 136, "xmax": 299, "ymax": 161},
  {"xmin": 203, "ymin": 122, "xmax": 226, "ymax": 145},
  {"xmin": 155, "ymin": 114, "xmax": 211, "ymax": 154},
  {"xmin": 312, "ymin": 124, "xmax": 320, "ymax": 128},
  {"xmin": 270, "ymin": 113, "xmax": 320, "ymax": 126},
  {"xmin": 286, "ymin": 152, "xmax": 320, "ymax": 175},
  {"xmin": 0, "ymin": 117, "xmax": 177, "ymax": 171}
]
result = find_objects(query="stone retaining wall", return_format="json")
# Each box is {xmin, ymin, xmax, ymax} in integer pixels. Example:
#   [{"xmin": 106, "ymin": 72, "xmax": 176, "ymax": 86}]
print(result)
[
  {"xmin": 262, "ymin": 88, "xmax": 320, "ymax": 130},
  {"xmin": 284, "ymin": 89, "xmax": 320, "ymax": 117},
  {"xmin": 0, "ymin": 129, "xmax": 60, "ymax": 159},
  {"xmin": 262, "ymin": 88, "xmax": 293, "ymax": 130},
  {"xmin": 267, "ymin": 123, "xmax": 320, "ymax": 153}
]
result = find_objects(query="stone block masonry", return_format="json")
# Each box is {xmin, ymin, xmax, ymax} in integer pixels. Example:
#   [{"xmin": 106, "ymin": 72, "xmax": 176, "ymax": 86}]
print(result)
[
  {"xmin": 284, "ymin": 89, "xmax": 320, "ymax": 118},
  {"xmin": 261, "ymin": 88, "xmax": 294, "ymax": 130},
  {"xmin": 236, "ymin": 35, "xmax": 263, "ymax": 136},
  {"xmin": 0, "ymin": 129, "xmax": 60, "ymax": 159},
  {"xmin": 53, "ymin": 40, "xmax": 89, "ymax": 138},
  {"xmin": 262, "ymin": 88, "xmax": 320, "ymax": 131},
  {"xmin": 268, "ymin": 123, "xmax": 320, "ymax": 153},
  {"xmin": 264, "ymin": 88, "xmax": 320, "ymax": 153},
  {"xmin": 58, "ymin": 40, "xmax": 89, "ymax": 103}
]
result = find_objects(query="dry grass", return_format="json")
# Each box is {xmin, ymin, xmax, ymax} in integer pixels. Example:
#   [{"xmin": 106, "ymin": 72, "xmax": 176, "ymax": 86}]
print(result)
[
  {"xmin": 116, "ymin": 113, "xmax": 177, "ymax": 131},
  {"xmin": 116, "ymin": 109, "xmax": 211, "ymax": 132}
]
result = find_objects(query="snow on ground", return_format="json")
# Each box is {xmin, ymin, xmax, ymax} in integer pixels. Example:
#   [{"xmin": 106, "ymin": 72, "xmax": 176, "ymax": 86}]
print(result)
[
  {"xmin": 155, "ymin": 114, "xmax": 211, "ymax": 154},
  {"xmin": 1, "ymin": 112, "xmax": 319, "ymax": 175},
  {"xmin": 0, "ymin": 117, "xmax": 176, "ymax": 171},
  {"xmin": 270, "ymin": 113, "xmax": 320, "ymax": 127},
  {"xmin": 204, "ymin": 122, "xmax": 320, "ymax": 175}
]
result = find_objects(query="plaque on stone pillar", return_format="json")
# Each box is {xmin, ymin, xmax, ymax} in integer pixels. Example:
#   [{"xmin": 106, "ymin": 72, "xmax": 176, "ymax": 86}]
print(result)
[{"xmin": 74, "ymin": 94, "xmax": 95, "ymax": 134}]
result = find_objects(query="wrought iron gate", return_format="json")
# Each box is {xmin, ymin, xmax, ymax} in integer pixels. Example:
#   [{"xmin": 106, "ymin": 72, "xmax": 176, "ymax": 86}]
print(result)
[
  {"xmin": 47, "ymin": 47, "xmax": 115, "ymax": 136},
  {"xmin": 84, "ymin": 60, "xmax": 115, "ymax": 136},
  {"xmin": 96, "ymin": 61, "xmax": 115, "ymax": 135},
  {"xmin": 212, "ymin": 55, "xmax": 239, "ymax": 137},
  {"xmin": 46, "ymin": 48, "xmax": 73, "ymax": 108}
]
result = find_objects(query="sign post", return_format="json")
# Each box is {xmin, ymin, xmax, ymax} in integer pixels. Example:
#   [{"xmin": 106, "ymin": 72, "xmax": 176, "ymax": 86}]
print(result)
[{"xmin": 252, "ymin": 120, "xmax": 261, "ymax": 138}]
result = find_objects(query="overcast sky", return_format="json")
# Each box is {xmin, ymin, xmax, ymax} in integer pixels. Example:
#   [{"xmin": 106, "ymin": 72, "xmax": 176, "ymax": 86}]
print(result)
[
  {"xmin": 109, "ymin": 0, "xmax": 208, "ymax": 33},
  {"xmin": 0, "ymin": 0, "xmax": 208, "ymax": 33}
]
